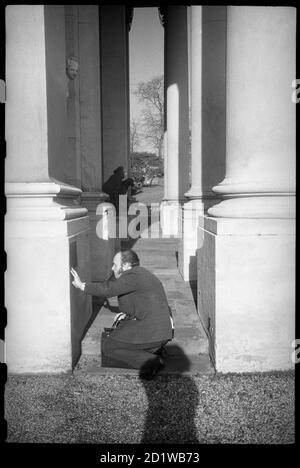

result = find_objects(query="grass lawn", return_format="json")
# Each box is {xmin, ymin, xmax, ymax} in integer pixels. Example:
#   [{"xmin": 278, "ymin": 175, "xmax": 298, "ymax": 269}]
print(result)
[{"xmin": 5, "ymin": 371, "xmax": 294, "ymax": 444}]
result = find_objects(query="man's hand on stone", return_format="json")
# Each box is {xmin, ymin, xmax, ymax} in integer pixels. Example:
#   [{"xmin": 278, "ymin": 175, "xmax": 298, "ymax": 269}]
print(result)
[{"xmin": 71, "ymin": 268, "xmax": 84, "ymax": 290}]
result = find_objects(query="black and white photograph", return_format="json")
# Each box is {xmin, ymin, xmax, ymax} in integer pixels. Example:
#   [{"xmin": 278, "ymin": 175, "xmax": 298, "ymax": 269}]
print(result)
[{"xmin": 0, "ymin": 2, "xmax": 297, "ymax": 457}]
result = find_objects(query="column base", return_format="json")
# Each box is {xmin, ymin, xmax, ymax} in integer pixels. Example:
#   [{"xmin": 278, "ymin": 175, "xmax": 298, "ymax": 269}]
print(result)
[
  {"xmin": 208, "ymin": 194, "xmax": 295, "ymax": 219},
  {"xmin": 5, "ymin": 181, "xmax": 92, "ymax": 373},
  {"xmin": 178, "ymin": 198, "xmax": 221, "ymax": 281},
  {"xmin": 160, "ymin": 199, "xmax": 182, "ymax": 237},
  {"xmin": 197, "ymin": 215, "xmax": 295, "ymax": 373},
  {"xmin": 178, "ymin": 199, "xmax": 204, "ymax": 281}
]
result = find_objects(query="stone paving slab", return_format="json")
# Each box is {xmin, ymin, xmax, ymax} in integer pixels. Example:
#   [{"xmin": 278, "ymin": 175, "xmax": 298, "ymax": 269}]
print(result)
[{"xmin": 76, "ymin": 352, "xmax": 214, "ymax": 376}]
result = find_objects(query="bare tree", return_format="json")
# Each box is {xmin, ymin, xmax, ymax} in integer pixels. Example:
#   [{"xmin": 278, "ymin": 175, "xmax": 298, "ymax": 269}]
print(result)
[
  {"xmin": 134, "ymin": 75, "xmax": 164, "ymax": 158},
  {"xmin": 130, "ymin": 119, "xmax": 140, "ymax": 153}
]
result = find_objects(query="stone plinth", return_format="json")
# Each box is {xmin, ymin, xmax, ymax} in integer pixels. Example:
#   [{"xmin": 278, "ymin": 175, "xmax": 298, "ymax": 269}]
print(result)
[
  {"xmin": 178, "ymin": 200, "xmax": 204, "ymax": 281},
  {"xmin": 180, "ymin": 198, "xmax": 223, "ymax": 281},
  {"xmin": 160, "ymin": 200, "xmax": 182, "ymax": 238},
  {"xmin": 197, "ymin": 216, "xmax": 295, "ymax": 372},
  {"xmin": 5, "ymin": 182, "xmax": 92, "ymax": 373}
]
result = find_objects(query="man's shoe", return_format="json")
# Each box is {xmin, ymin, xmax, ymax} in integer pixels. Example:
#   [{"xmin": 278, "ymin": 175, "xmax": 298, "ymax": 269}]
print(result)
[
  {"xmin": 154, "ymin": 346, "xmax": 167, "ymax": 360},
  {"xmin": 140, "ymin": 357, "xmax": 165, "ymax": 381}
]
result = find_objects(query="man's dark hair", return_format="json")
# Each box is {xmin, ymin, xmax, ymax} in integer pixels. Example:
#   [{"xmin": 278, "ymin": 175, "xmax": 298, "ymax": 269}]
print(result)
[
  {"xmin": 114, "ymin": 166, "xmax": 124, "ymax": 175},
  {"xmin": 120, "ymin": 249, "xmax": 140, "ymax": 267}
]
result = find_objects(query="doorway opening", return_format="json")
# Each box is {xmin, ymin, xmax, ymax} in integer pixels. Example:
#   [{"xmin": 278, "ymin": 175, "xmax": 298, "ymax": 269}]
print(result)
[{"xmin": 129, "ymin": 7, "xmax": 164, "ymax": 208}]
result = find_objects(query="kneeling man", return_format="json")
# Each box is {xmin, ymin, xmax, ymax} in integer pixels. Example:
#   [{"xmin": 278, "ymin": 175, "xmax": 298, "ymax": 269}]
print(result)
[{"xmin": 71, "ymin": 249, "xmax": 173, "ymax": 379}]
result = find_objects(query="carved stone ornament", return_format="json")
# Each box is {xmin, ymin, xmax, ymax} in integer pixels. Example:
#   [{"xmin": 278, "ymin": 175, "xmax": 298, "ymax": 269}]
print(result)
[{"xmin": 66, "ymin": 56, "xmax": 79, "ymax": 80}]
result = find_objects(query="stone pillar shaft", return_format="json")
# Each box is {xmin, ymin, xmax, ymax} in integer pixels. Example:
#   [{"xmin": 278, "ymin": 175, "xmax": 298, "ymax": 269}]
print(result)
[
  {"xmin": 5, "ymin": 5, "xmax": 66, "ymax": 183},
  {"xmin": 78, "ymin": 5, "xmax": 103, "ymax": 192},
  {"xmin": 74, "ymin": 5, "xmax": 115, "ymax": 281},
  {"xmin": 185, "ymin": 6, "xmax": 202, "ymax": 199},
  {"xmin": 100, "ymin": 5, "xmax": 130, "ymax": 182},
  {"xmin": 64, "ymin": 5, "xmax": 81, "ymax": 188},
  {"xmin": 208, "ymin": 6, "xmax": 296, "ymax": 218},
  {"xmin": 164, "ymin": 5, "xmax": 189, "ymax": 202},
  {"xmin": 180, "ymin": 6, "xmax": 227, "ymax": 280}
]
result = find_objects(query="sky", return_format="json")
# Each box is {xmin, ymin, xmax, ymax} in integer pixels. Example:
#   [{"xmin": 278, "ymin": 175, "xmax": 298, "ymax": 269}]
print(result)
[{"xmin": 129, "ymin": 7, "xmax": 164, "ymax": 151}]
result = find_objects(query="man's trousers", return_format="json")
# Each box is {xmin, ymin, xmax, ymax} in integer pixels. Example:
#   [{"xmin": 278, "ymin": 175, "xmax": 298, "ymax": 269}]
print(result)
[{"xmin": 102, "ymin": 334, "xmax": 168, "ymax": 369}]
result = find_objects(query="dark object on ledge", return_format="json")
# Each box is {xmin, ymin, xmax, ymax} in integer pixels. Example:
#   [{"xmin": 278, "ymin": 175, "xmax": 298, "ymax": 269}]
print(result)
[{"xmin": 101, "ymin": 329, "xmax": 133, "ymax": 369}]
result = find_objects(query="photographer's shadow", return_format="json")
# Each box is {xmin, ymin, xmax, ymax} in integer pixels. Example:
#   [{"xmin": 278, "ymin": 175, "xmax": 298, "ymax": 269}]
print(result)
[{"xmin": 139, "ymin": 344, "xmax": 199, "ymax": 444}]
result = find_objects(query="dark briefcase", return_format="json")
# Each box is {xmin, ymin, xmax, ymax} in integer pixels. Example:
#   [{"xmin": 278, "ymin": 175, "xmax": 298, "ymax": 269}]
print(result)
[{"xmin": 101, "ymin": 327, "xmax": 132, "ymax": 369}]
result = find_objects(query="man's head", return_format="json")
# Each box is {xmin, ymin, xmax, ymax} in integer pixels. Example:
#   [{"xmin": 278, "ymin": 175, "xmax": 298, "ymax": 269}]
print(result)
[
  {"xmin": 112, "ymin": 250, "xmax": 140, "ymax": 278},
  {"xmin": 113, "ymin": 166, "xmax": 125, "ymax": 179}
]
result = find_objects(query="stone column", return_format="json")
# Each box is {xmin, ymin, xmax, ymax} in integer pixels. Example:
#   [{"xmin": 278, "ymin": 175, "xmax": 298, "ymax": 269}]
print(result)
[
  {"xmin": 198, "ymin": 6, "xmax": 296, "ymax": 372},
  {"xmin": 179, "ymin": 6, "xmax": 226, "ymax": 280},
  {"xmin": 208, "ymin": 8, "xmax": 295, "ymax": 218},
  {"xmin": 185, "ymin": 6, "xmax": 202, "ymax": 202},
  {"xmin": 100, "ymin": 5, "xmax": 130, "ymax": 182},
  {"xmin": 160, "ymin": 5, "xmax": 190, "ymax": 236},
  {"xmin": 64, "ymin": 5, "xmax": 81, "ymax": 188},
  {"xmin": 74, "ymin": 5, "xmax": 114, "ymax": 281},
  {"xmin": 5, "ymin": 5, "xmax": 92, "ymax": 373}
]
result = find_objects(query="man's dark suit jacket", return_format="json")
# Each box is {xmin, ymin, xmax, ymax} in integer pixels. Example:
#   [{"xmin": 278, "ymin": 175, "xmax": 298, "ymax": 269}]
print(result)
[{"xmin": 84, "ymin": 266, "xmax": 173, "ymax": 344}]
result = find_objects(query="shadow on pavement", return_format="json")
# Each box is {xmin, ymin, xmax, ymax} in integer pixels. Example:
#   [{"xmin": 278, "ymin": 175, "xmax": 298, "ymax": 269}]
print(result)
[{"xmin": 139, "ymin": 344, "xmax": 199, "ymax": 444}]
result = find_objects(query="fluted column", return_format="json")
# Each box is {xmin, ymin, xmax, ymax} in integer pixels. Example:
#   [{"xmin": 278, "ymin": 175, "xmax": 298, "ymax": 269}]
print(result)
[{"xmin": 208, "ymin": 6, "xmax": 296, "ymax": 219}]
